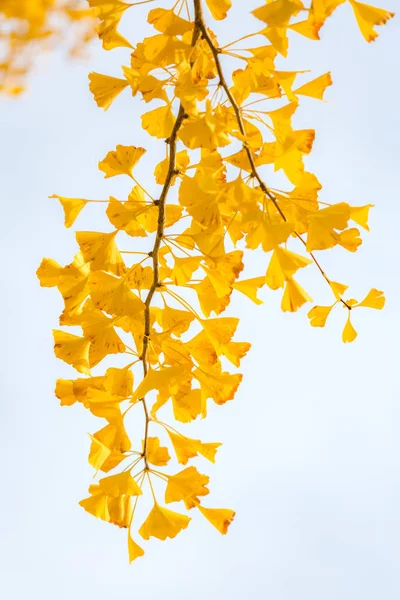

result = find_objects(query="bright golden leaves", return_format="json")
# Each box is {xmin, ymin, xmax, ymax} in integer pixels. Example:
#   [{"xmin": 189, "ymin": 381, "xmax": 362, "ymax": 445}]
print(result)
[
  {"xmin": 38, "ymin": 0, "xmax": 390, "ymax": 564},
  {"xmin": 0, "ymin": 0, "xmax": 96, "ymax": 94}
]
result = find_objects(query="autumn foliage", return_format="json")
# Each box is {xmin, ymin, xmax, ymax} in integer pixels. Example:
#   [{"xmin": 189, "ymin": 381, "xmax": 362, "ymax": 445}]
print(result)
[
  {"xmin": 0, "ymin": 0, "xmax": 96, "ymax": 94},
  {"xmin": 35, "ymin": 0, "xmax": 393, "ymax": 562}
]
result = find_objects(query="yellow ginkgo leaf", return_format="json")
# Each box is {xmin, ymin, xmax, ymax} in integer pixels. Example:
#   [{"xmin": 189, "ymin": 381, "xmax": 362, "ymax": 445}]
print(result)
[
  {"xmin": 266, "ymin": 246, "xmax": 312, "ymax": 290},
  {"xmin": 99, "ymin": 471, "xmax": 143, "ymax": 497},
  {"xmin": 356, "ymin": 288, "xmax": 385, "ymax": 309},
  {"xmin": 146, "ymin": 437, "xmax": 171, "ymax": 466},
  {"xmin": 133, "ymin": 366, "xmax": 192, "ymax": 402},
  {"xmin": 349, "ymin": 0, "xmax": 394, "ymax": 42},
  {"xmin": 338, "ymin": 227, "xmax": 362, "ymax": 252},
  {"xmin": 205, "ymin": 0, "xmax": 232, "ymax": 20},
  {"xmin": 104, "ymin": 366, "xmax": 134, "ymax": 398},
  {"xmin": 281, "ymin": 278, "xmax": 312, "ymax": 312},
  {"xmin": 141, "ymin": 105, "xmax": 175, "ymax": 139},
  {"xmin": 36, "ymin": 258, "xmax": 62, "ymax": 287},
  {"xmin": 99, "ymin": 20, "xmax": 133, "ymax": 51},
  {"xmin": 53, "ymin": 330, "xmax": 91, "ymax": 375},
  {"xmin": 55, "ymin": 379, "xmax": 77, "ymax": 406},
  {"xmin": 252, "ymin": 0, "xmax": 304, "ymax": 27},
  {"xmin": 108, "ymin": 495, "xmax": 133, "ymax": 528},
  {"xmin": 81, "ymin": 301, "xmax": 126, "ymax": 367},
  {"xmin": 147, "ymin": 8, "xmax": 192, "ymax": 35},
  {"xmin": 89, "ymin": 270, "xmax": 144, "ymax": 317},
  {"xmin": 89, "ymin": 72, "xmax": 128, "ymax": 110},
  {"xmin": 128, "ymin": 531, "xmax": 145, "ymax": 563},
  {"xmin": 88, "ymin": 435, "xmax": 112, "ymax": 472},
  {"xmin": 172, "ymin": 389, "xmax": 203, "ymax": 423},
  {"xmin": 165, "ymin": 466, "xmax": 209, "ymax": 507},
  {"xmin": 197, "ymin": 505, "xmax": 235, "ymax": 534},
  {"xmin": 330, "ymin": 280, "xmax": 349, "ymax": 301},
  {"xmin": 194, "ymin": 366, "xmax": 243, "ymax": 409},
  {"xmin": 221, "ymin": 341, "xmax": 252, "ymax": 368},
  {"xmin": 155, "ymin": 150, "xmax": 190, "ymax": 185},
  {"xmin": 294, "ymin": 72, "xmax": 332, "ymax": 100},
  {"xmin": 76, "ymin": 231, "xmax": 125, "ymax": 276},
  {"xmin": 350, "ymin": 204, "xmax": 373, "ymax": 231},
  {"xmin": 201, "ymin": 317, "xmax": 239, "ymax": 354},
  {"xmin": 232, "ymin": 277, "xmax": 265, "ymax": 305},
  {"xmin": 167, "ymin": 430, "xmax": 221, "ymax": 465},
  {"xmin": 79, "ymin": 493, "xmax": 110, "ymax": 522},
  {"xmin": 306, "ymin": 202, "xmax": 351, "ymax": 251},
  {"xmin": 342, "ymin": 313, "xmax": 358, "ymax": 343},
  {"xmin": 307, "ymin": 305, "xmax": 333, "ymax": 327},
  {"xmin": 51, "ymin": 195, "xmax": 88, "ymax": 228},
  {"xmin": 99, "ymin": 145, "xmax": 146, "ymax": 178},
  {"xmin": 139, "ymin": 503, "xmax": 191, "ymax": 541}
]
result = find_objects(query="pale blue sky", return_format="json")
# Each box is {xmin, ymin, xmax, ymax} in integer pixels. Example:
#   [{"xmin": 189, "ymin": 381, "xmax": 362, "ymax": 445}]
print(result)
[{"xmin": 0, "ymin": 1, "xmax": 399, "ymax": 598}]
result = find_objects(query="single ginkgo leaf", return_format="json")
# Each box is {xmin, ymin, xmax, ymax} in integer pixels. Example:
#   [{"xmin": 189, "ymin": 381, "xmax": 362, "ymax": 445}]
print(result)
[
  {"xmin": 281, "ymin": 278, "xmax": 312, "ymax": 312},
  {"xmin": 330, "ymin": 280, "xmax": 349, "ymax": 301},
  {"xmin": 307, "ymin": 305, "xmax": 334, "ymax": 327},
  {"xmin": 53, "ymin": 330, "xmax": 91, "ymax": 375},
  {"xmin": 201, "ymin": 317, "xmax": 239, "ymax": 354},
  {"xmin": 133, "ymin": 366, "xmax": 192, "ymax": 402},
  {"xmin": 89, "ymin": 72, "xmax": 129, "ymax": 110},
  {"xmin": 89, "ymin": 271, "xmax": 144, "ymax": 317},
  {"xmin": 338, "ymin": 228, "xmax": 362, "ymax": 252},
  {"xmin": 145, "ymin": 437, "xmax": 171, "ymax": 466},
  {"xmin": 349, "ymin": 0, "xmax": 394, "ymax": 42},
  {"xmin": 342, "ymin": 313, "xmax": 358, "ymax": 343},
  {"xmin": 76, "ymin": 231, "xmax": 125, "ymax": 276},
  {"xmin": 266, "ymin": 246, "xmax": 312, "ymax": 291},
  {"xmin": 155, "ymin": 150, "xmax": 190, "ymax": 185},
  {"xmin": 147, "ymin": 8, "xmax": 193, "ymax": 35},
  {"xmin": 194, "ymin": 366, "xmax": 243, "ymax": 409},
  {"xmin": 81, "ymin": 300, "xmax": 126, "ymax": 367},
  {"xmin": 171, "ymin": 389, "xmax": 203, "ymax": 424},
  {"xmin": 167, "ymin": 430, "xmax": 221, "ymax": 465},
  {"xmin": 350, "ymin": 204, "xmax": 373, "ymax": 231},
  {"xmin": 197, "ymin": 505, "xmax": 235, "ymax": 535},
  {"xmin": 232, "ymin": 277, "xmax": 265, "ymax": 305},
  {"xmin": 221, "ymin": 341, "xmax": 251, "ymax": 368},
  {"xmin": 141, "ymin": 105, "xmax": 175, "ymax": 139},
  {"xmin": 108, "ymin": 495, "xmax": 133, "ymax": 528},
  {"xmin": 99, "ymin": 145, "xmax": 146, "ymax": 178},
  {"xmin": 36, "ymin": 258, "xmax": 62, "ymax": 287},
  {"xmin": 139, "ymin": 503, "xmax": 191, "ymax": 541},
  {"xmin": 104, "ymin": 366, "xmax": 134, "ymax": 398},
  {"xmin": 294, "ymin": 72, "xmax": 332, "ymax": 100},
  {"xmin": 99, "ymin": 471, "xmax": 143, "ymax": 498},
  {"xmin": 165, "ymin": 466, "xmax": 209, "ymax": 506},
  {"xmin": 79, "ymin": 493, "xmax": 110, "ymax": 522},
  {"xmin": 51, "ymin": 195, "xmax": 88, "ymax": 228},
  {"xmin": 55, "ymin": 379, "xmax": 76, "ymax": 406},
  {"xmin": 356, "ymin": 288, "xmax": 385, "ymax": 309},
  {"xmin": 252, "ymin": 0, "xmax": 304, "ymax": 28},
  {"xmin": 205, "ymin": 0, "xmax": 232, "ymax": 20},
  {"xmin": 128, "ymin": 531, "xmax": 145, "ymax": 563},
  {"xmin": 88, "ymin": 435, "xmax": 113, "ymax": 473},
  {"xmin": 306, "ymin": 202, "xmax": 351, "ymax": 252}
]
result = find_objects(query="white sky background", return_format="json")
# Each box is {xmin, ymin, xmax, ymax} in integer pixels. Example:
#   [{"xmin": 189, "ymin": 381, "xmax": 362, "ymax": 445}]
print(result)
[{"xmin": 0, "ymin": 1, "xmax": 399, "ymax": 598}]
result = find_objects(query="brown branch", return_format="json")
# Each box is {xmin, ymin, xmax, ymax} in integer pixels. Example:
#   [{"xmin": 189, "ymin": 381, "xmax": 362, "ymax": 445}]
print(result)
[{"xmin": 139, "ymin": 18, "xmax": 202, "ymax": 469}]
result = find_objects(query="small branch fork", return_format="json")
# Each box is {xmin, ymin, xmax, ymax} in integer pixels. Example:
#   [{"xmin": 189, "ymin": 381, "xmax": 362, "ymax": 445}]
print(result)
[
  {"xmin": 139, "ymin": 18, "xmax": 202, "ymax": 470},
  {"xmin": 193, "ymin": 0, "xmax": 351, "ymax": 309}
]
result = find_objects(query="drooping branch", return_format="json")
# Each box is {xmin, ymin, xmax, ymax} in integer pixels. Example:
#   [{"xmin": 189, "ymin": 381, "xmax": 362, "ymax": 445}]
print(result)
[
  {"xmin": 139, "ymin": 19, "xmax": 202, "ymax": 468},
  {"xmin": 193, "ymin": 0, "xmax": 351, "ymax": 308}
]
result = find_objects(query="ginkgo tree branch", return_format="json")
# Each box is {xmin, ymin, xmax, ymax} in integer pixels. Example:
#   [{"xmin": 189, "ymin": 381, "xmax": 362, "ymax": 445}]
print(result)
[
  {"xmin": 139, "ymin": 20, "xmax": 202, "ymax": 470},
  {"xmin": 194, "ymin": 0, "xmax": 351, "ymax": 309},
  {"xmin": 37, "ymin": 0, "xmax": 390, "ymax": 562}
]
